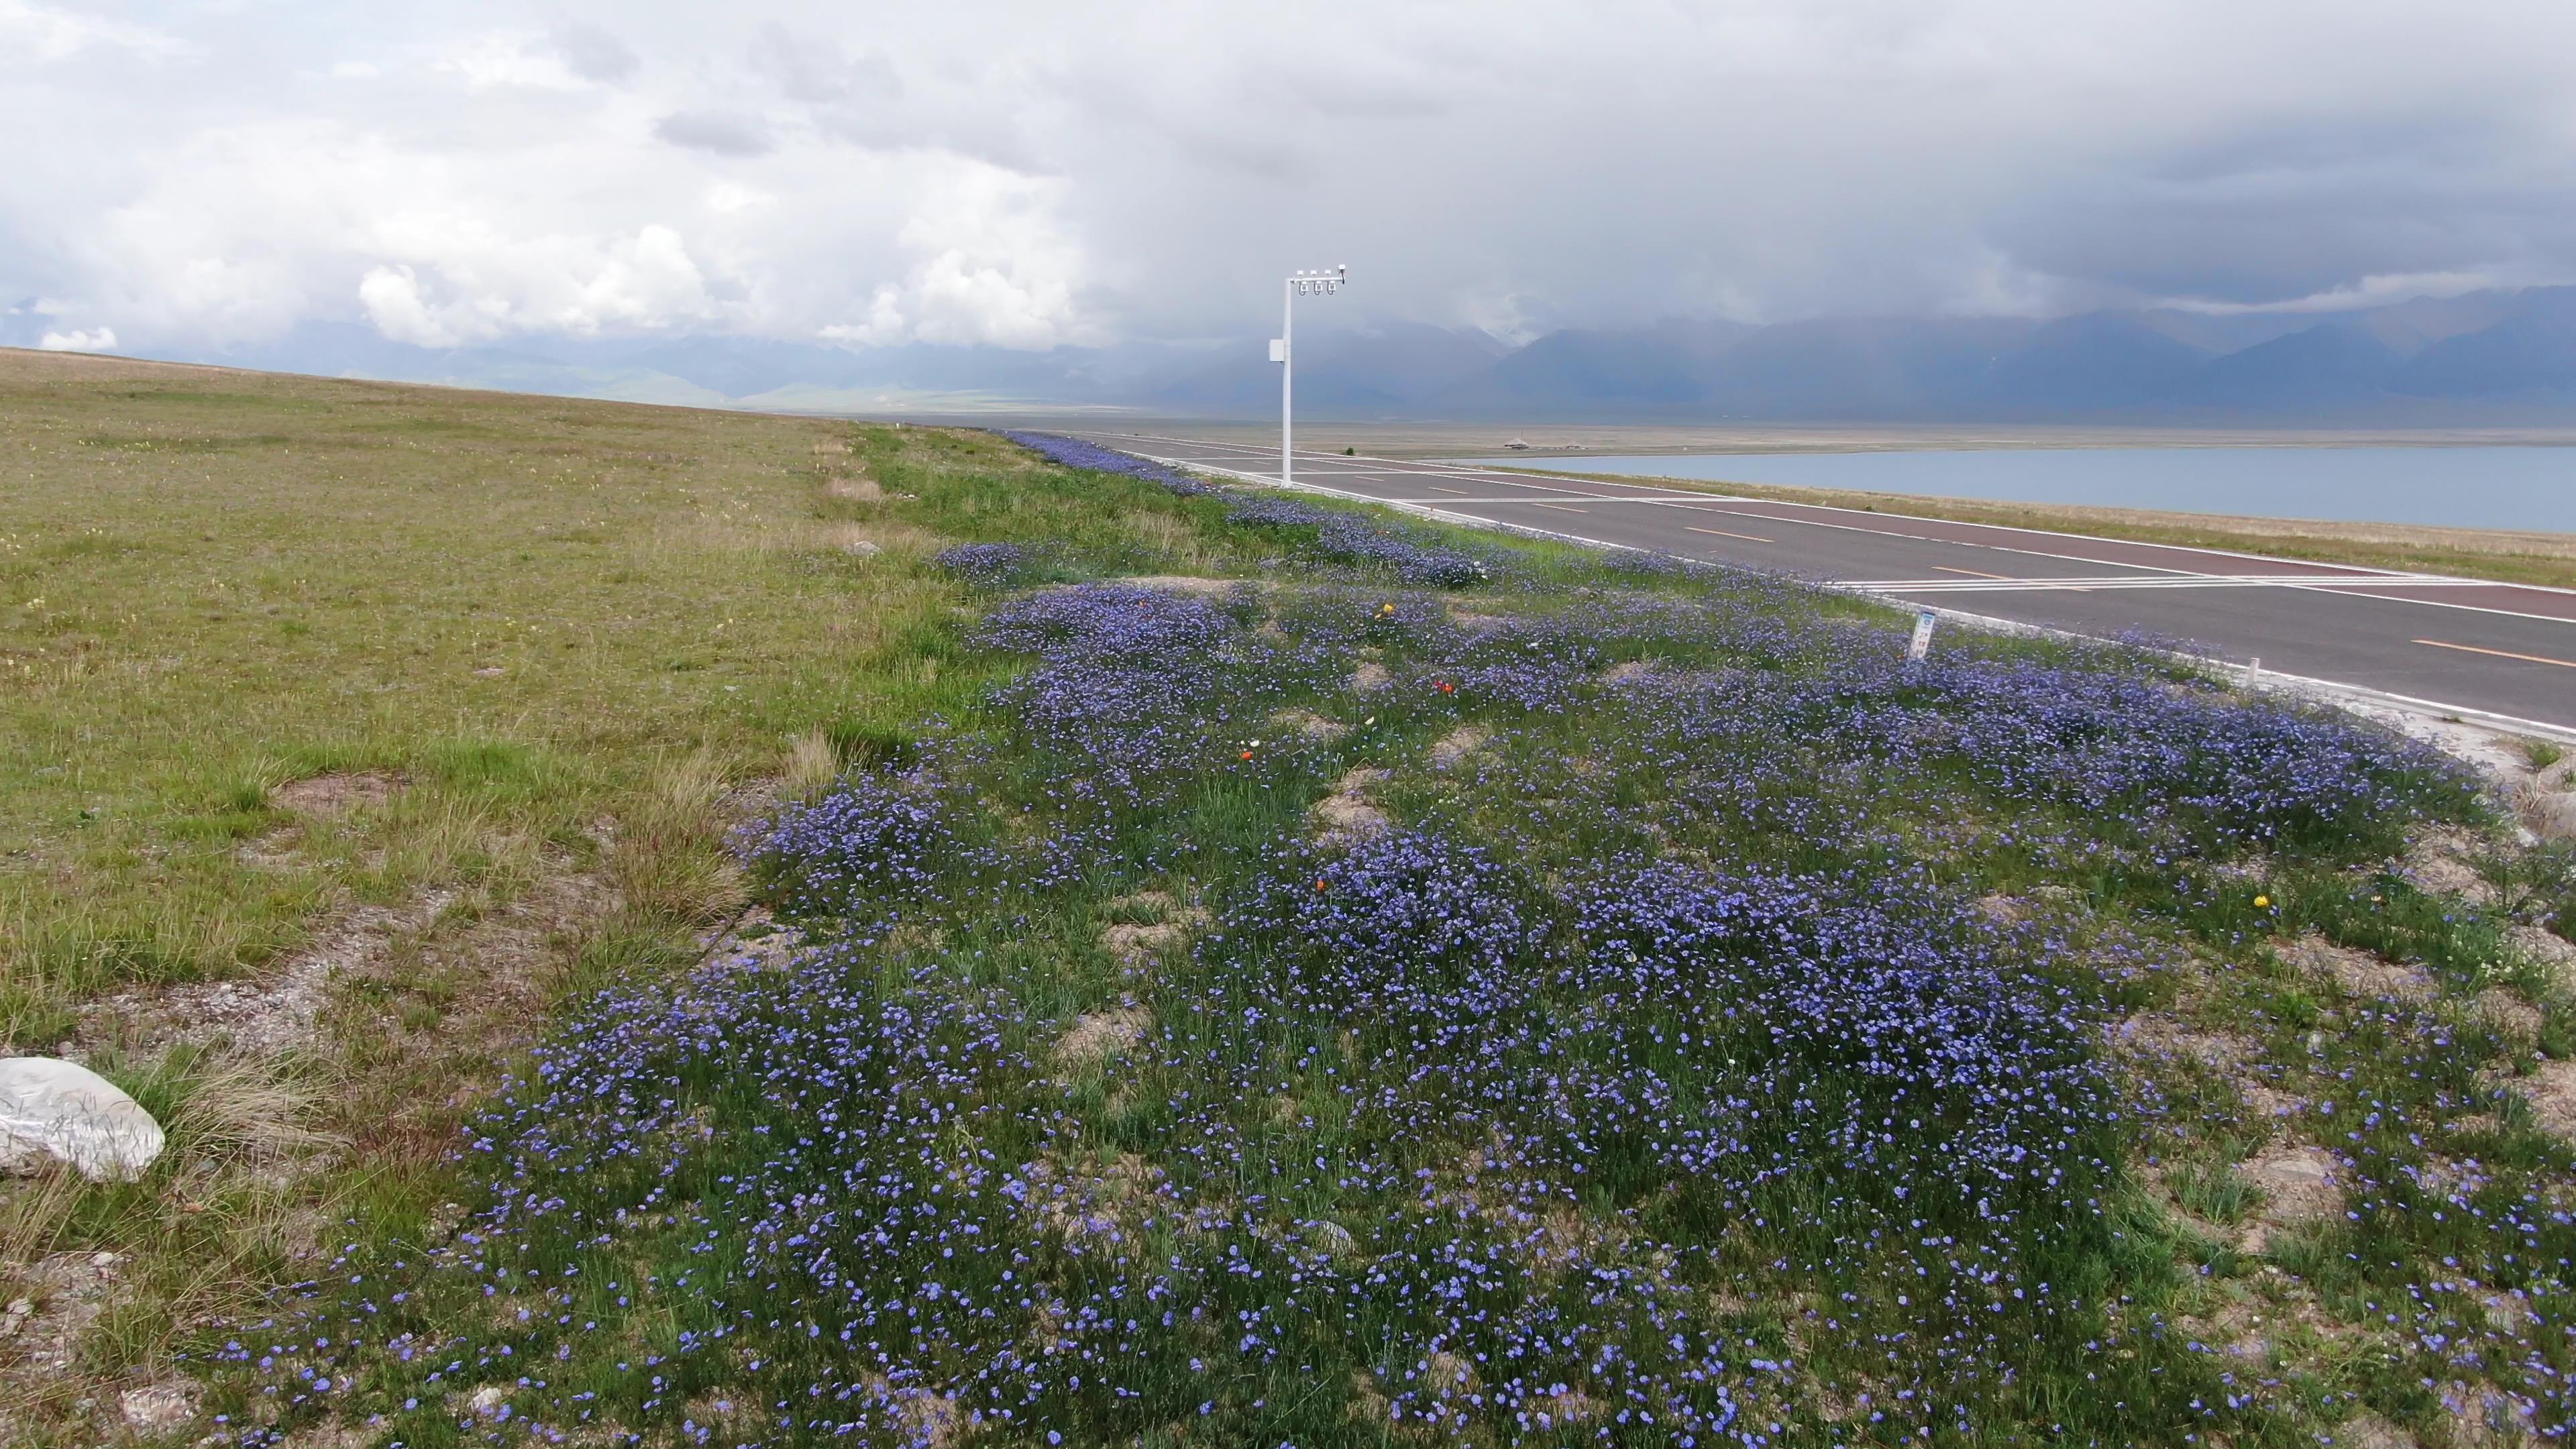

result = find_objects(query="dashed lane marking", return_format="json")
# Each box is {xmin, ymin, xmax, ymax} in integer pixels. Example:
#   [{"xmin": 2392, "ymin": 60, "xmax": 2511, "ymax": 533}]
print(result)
[
  {"xmin": 2414, "ymin": 639, "xmax": 2576, "ymax": 670},
  {"xmin": 1686, "ymin": 525, "xmax": 1775, "ymax": 544}
]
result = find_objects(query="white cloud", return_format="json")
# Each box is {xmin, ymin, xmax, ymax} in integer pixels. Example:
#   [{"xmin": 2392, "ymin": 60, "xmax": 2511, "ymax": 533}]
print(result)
[
  {"xmin": 0, "ymin": 0, "xmax": 179, "ymax": 63},
  {"xmin": 2159, "ymin": 270, "xmax": 2506, "ymax": 316},
  {"xmin": 9, "ymin": 0, "xmax": 2576, "ymax": 362},
  {"xmin": 357, "ymin": 222, "xmax": 716, "ymax": 345},
  {"xmin": 440, "ymin": 32, "xmax": 592, "ymax": 93},
  {"xmin": 705, "ymin": 182, "xmax": 772, "ymax": 215},
  {"xmin": 37, "ymin": 325, "xmax": 115, "ymax": 351},
  {"xmin": 835, "ymin": 167, "xmax": 1089, "ymax": 350}
]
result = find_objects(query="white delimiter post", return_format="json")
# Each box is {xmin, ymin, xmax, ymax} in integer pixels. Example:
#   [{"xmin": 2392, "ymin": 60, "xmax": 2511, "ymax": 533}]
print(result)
[{"xmin": 1276, "ymin": 266, "xmax": 1347, "ymax": 486}]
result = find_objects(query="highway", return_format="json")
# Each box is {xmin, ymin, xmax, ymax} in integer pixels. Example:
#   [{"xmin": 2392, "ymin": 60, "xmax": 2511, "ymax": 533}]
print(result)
[{"xmin": 1077, "ymin": 430, "xmax": 2576, "ymax": 735}]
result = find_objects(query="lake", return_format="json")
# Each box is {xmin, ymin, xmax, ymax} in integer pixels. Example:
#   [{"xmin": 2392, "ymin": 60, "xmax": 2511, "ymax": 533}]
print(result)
[{"xmin": 1445, "ymin": 446, "xmax": 2576, "ymax": 533}]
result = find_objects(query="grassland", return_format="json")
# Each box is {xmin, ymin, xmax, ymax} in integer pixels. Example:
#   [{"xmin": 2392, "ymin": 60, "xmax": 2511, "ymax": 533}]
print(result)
[
  {"xmin": 9, "ymin": 355, "xmax": 2576, "ymax": 1448},
  {"xmin": 0, "ymin": 352, "xmax": 1272, "ymax": 1438}
]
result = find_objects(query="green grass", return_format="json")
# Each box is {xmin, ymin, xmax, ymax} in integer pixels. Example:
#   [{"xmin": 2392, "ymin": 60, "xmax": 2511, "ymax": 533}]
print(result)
[
  {"xmin": 0, "ymin": 352, "xmax": 1312, "ymax": 1436},
  {"xmin": 9, "ymin": 358, "xmax": 2575, "ymax": 1446}
]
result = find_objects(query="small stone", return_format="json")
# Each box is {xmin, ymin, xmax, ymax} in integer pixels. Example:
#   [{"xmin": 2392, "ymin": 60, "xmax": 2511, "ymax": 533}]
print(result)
[
  {"xmin": 470, "ymin": 1385, "xmax": 508, "ymax": 1412},
  {"xmin": 2531, "ymin": 792, "xmax": 2576, "ymax": 843},
  {"xmin": 120, "ymin": 1380, "xmax": 202, "ymax": 1432}
]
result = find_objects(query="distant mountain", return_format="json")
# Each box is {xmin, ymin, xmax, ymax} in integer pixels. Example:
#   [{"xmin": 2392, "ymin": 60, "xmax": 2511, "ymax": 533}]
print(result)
[
  {"xmin": 1971, "ymin": 313, "xmax": 2210, "ymax": 414},
  {"xmin": 83, "ymin": 285, "xmax": 2576, "ymax": 423},
  {"xmin": 2166, "ymin": 322, "xmax": 2404, "ymax": 411},
  {"xmin": 2397, "ymin": 288, "xmax": 2576, "ymax": 398}
]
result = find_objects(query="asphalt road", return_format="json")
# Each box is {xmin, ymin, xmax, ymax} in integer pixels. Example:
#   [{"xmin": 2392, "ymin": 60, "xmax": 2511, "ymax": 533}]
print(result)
[{"xmin": 1078, "ymin": 429, "xmax": 2576, "ymax": 733}]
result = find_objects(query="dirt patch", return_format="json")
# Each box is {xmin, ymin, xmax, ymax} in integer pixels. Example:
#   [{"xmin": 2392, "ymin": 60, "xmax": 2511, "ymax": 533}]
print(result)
[
  {"xmin": 1124, "ymin": 575, "xmax": 1249, "ymax": 596},
  {"xmin": 2331, "ymin": 1411, "xmax": 2418, "ymax": 1449},
  {"xmin": 1055, "ymin": 1007, "xmax": 1149, "ymax": 1071},
  {"xmin": 2404, "ymin": 828, "xmax": 2498, "ymax": 905},
  {"xmin": 1598, "ymin": 660, "xmax": 1656, "ymax": 684},
  {"xmin": 1313, "ymin": 767, "xmax": 1391, "ymax": 841},
  {"xmin": 119, "ymin": 1379, "xmax": 203, "ymax": 1434},
  {"xmin": 77, "ymin": 891, "xmax": 454, "ymax": 1059},
  {"xmin": 824, "ymin": 475, "xmax": 881, "ymax": 501},
  {"xmin": 1098, "ymin": 892, "xmax": 1207, "ymax": 971},
  {"xmin": 1348, "ymin": 661, "xmax": 1393, "ymax": 693},
  {"xmin": 2511, "ymin": 1059, "xmax": 2576, "ymax": 1145},
  {"xmin": 2110, "ymin": 1014, "xmax": 2304, "ymax": 1124},
  {"xmin": 1428, "ymin": 725, "xmax": 1490, "ymax": 769},
  {"xmin": 271, "ymin": 771, "xmax": 403, "ymax": 819},
  {"xmin": 1976, "ymin": 893, "xmax": 2028, "ymax": 925},
  {"xmin": 1100, "ymin": 922, "xmax": 1187, "ymax": 967},
  {"xmin": 0, "ymin": 1250, "xmax": 123, "ymax": 1374},
  {"xmin": 1012, "ymin": 1150, "xmax": 1173, "ymax": 1252},
  {"xmin": 2236, "ymin": 1142, "xmax": 2343, "ymax": 1253},
  {"xmin": 1270, "ymin": 708, "xmax": 1346, "ymax": 742},
  {"xmin": 1446, "ymin": 608, "xmax": 1503, "ymax": 630},
  {"xmin": 2512, "ymin": 925, "xmax": 2576, "ymax": 987},
  {"xmin": 2477, "ymin": 987, "xmax": 2544, "ymax": 1045},
  {"xmin": 2282, "ymin": 934, "xmax": 2437, "ymax": 1004},
  {"xmin": 2177, "ymin": 1298, "xmax": 2275, "ymax": 1363}
]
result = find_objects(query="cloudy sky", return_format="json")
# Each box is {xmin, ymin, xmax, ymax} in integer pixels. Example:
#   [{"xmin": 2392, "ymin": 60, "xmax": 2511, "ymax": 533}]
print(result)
[{"xmin": 7, "ymin": 0, "xmax": 2575, "ymax": 360}]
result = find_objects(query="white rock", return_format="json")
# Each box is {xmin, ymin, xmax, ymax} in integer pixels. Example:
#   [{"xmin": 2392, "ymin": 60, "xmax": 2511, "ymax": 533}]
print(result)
[
  {"xmin": 0, "ymin": 1057, "xmax": 166, "ymax": 1181},
  {"xmin": 470, "ymin": 1385, "xmax": 508, "ymax": 1412},
  {"xmin": 120, "ymin": 1380, "xmax": 201, "ymax": 1432},
  {"xmin": 2532, "ymin": 792, "xmax": 2576, "ymax": 844}
]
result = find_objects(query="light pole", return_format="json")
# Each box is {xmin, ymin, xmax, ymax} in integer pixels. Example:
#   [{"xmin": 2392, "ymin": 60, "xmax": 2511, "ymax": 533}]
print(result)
[{"xmin": 1273, "ymin": 265, "xmax": 1347, "ymax": 485}]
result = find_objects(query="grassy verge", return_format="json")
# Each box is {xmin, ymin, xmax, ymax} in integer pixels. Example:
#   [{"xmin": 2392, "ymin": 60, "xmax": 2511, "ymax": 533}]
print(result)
[
  {"xmin": 1486, "ymin": 464, "xmax": 2576, "ymax": 590},
  {"xmin": 0, "ymin": 354, "xmax": 1299, "ymax": 1439},
  {"xmin": 103, "ymin": 419, "xmax": 2576, "ymax": 1446}
]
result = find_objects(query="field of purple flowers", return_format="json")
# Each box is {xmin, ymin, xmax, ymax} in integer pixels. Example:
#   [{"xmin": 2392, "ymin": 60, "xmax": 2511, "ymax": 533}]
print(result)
[{"xmin": 197, "ymin": 429, "xmax": 2576, "ymax": 1448}]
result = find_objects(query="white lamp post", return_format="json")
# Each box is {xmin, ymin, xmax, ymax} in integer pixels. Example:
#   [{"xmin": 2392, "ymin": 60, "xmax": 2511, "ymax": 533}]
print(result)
[{"xmin": 1273, "ymin": 265, "xmax": 1348, "ymax": 484}]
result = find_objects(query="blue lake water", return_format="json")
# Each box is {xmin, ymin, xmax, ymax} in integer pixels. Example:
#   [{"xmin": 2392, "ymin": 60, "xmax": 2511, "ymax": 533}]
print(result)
[{"xmin": 1446, "ymin": 447, "xmax": 2576, "ymax": 533}]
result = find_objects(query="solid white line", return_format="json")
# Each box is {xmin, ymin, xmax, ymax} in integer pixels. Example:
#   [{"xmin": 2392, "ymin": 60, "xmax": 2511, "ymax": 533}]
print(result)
[{"xmin": 1856, "ymin": 574, "xmax": 2514, "ymax": 590}]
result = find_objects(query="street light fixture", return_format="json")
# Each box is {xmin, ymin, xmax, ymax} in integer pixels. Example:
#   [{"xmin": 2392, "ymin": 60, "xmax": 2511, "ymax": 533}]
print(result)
[{"xmin": 1273, "ymin": 264, "xmax": 1347, "ymax": 485}]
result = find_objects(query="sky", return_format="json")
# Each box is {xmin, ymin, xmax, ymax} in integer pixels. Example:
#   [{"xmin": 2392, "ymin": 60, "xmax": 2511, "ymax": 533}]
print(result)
[{"xmin": 7, "ymin": 0, "xmax": 2576, "ymax": 361}]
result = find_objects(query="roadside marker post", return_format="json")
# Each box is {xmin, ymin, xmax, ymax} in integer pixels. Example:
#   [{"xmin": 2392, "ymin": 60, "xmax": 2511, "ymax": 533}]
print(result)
[
  {"xmin": 2245, "ymin": 657, "xmax": 2263, "ymax": 690},
  {"xmin": 1907, "ymin": 610, "xmax": 1936, "ymax": 663}
]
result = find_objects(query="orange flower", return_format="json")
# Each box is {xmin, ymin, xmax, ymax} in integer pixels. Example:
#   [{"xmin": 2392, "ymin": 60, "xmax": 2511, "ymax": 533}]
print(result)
[
  {"xmin": 1240, "ymin": 749, "xmax": 1255, "ymax": 760},
  {"xmin": 1436, "ymin": 680, "xmax": 1454, "ymax": 694},
  {"xmin": 1314, "ymin": 879, "xmax": 1328, "ymax": 892}
]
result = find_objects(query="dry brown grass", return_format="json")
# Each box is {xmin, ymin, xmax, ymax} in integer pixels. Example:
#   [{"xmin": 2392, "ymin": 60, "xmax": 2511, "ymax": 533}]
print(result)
[{"xmin": 0, "ymin": 348, "xmax": 977, "ymax": 1441}]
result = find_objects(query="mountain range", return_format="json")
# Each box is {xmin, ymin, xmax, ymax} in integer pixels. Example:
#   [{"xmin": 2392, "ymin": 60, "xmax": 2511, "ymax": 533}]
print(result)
[{"xmin": 135, "ymin": 284, "xmax": 2576, "ymax": 423}]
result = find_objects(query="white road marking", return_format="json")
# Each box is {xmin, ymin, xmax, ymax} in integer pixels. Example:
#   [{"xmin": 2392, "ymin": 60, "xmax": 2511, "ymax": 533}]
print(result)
[
  {"xmin": 1686, "ymin": 525, "xmax": 1774, "ymax": 543},
  {"xmin": 2414, "ymin": 638, "xmax": 2576, "ymax": 669}
]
